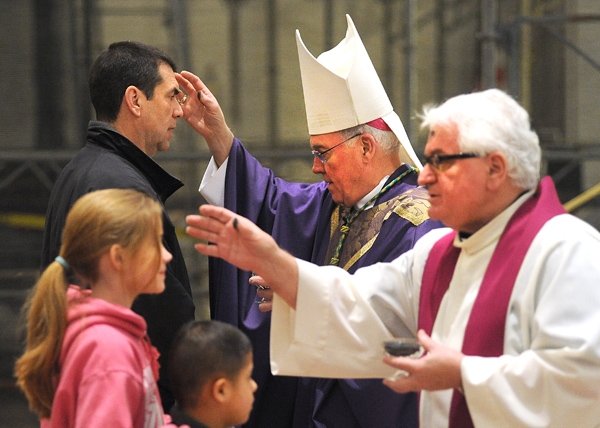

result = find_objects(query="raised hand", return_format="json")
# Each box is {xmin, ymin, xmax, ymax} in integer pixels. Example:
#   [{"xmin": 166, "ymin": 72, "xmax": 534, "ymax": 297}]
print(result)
[
  {"xmin": 186, "ymin": 205, "xmax": 299, "ymax": 308},
  {"xmin": 175, "ymin": 71, "xmax": 233, "ymax": 165},
  {"xmin": 186, "ymin": 205, "xmax": 270, "ymax": 271}
]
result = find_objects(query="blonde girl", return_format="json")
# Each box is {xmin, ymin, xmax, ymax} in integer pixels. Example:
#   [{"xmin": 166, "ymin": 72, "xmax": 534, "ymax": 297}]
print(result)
[{"xmin": 15, "ymin": 188, "xmax": 173, "ymax": 428}]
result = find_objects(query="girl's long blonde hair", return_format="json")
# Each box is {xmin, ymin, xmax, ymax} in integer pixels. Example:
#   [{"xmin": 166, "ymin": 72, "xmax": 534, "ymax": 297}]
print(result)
[{"xmin": 15, "ymin": 188, "xmax": 163, "ymax": 418}]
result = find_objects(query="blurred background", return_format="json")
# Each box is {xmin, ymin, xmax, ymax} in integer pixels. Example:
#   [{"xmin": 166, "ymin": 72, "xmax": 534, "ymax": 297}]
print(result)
[{"xmin": 1, "ymin": 0, "xmax": 599, "ymax": 424}]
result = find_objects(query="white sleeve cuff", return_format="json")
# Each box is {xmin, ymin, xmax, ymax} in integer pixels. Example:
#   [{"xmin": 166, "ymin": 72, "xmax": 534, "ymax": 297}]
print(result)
[{"xmin": 199, "ymin": 157, "xmax": 228, "ymax": 206}]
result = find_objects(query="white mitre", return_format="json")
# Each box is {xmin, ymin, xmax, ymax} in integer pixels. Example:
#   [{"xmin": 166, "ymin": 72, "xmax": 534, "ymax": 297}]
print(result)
[{"xmin": 296, "ymin": 14, "xmax": 421, "ymax": 168}]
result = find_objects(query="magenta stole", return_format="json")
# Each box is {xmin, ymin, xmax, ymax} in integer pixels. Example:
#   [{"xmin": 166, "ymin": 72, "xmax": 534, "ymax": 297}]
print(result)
[{"xmin": 418, "ymin": 177, "xmax": 566, "ymax": 428}]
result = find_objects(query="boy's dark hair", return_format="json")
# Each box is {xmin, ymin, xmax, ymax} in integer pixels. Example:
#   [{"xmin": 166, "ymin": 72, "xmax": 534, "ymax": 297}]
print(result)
[
  {"xmin": 168, "ymin": 320, "xmax": 253, "ymax": 411},
  {"xmin": 89, "ymin": 41, "xmax": 177, "ymax": 123}
]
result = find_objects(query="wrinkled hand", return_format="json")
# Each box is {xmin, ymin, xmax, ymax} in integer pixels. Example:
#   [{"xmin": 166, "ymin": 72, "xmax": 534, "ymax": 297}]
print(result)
[
  {"xmin": 175, "ymin": 71, "xmax": 233, "ymax": 163},
  {"xmin": 382, "ymin": 330, "xmax": 464, "ymax": 393},
  {"xmin": 186, "ymin": 205, "xmax": 299, "ymax": 308},
  {"xmin": 251, "ymin": 274, "xmax": 273, "ymax": 313},
  {"xmin": 186, "ymin": 205, "xmax": 275, "ymax": 274}
]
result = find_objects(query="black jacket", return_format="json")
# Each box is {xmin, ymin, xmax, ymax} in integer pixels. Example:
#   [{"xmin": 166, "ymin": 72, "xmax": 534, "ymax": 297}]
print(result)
[
  {"xmin": 41, "ymin": 121, "xmax": 195, "ymax": 410},
  {"xmin": 168, "ymin": 404, "xmax": 210, "ymax": 428}
]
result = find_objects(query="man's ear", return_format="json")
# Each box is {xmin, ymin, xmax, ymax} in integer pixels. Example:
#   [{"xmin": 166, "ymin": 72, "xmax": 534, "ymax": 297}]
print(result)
[
  {"xmin": 123, "ymin": 86, "xmax": 143, "ymax": 118},
  {"xmin": 360, "ymin": 133, "xmax": 376, "ymax": 160},
  {"xmin": 486, "ymin": 151, "xmax": 508, "ymax": 190}
]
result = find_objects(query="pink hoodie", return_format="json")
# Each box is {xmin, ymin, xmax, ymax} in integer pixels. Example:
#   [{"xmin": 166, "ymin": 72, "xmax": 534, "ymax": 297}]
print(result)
[{"xmin": 41, "ymin": 286, "xmax": 166, "ymax": 428}]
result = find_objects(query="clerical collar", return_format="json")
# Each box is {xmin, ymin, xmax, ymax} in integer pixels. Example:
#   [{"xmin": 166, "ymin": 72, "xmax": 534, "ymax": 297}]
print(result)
[
  {"xmin": 457, "ymin": 231, "xmax": 472, "ymax": 241},
  {"xmin": 352, "ymin": 175, "xmax": 389, "ymax": 210}
]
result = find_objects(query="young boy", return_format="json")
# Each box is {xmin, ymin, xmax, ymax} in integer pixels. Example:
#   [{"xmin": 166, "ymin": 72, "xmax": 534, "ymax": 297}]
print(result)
[{"xmin": 168, "ymin": 320, "xmax": 257, "ymax": 428}]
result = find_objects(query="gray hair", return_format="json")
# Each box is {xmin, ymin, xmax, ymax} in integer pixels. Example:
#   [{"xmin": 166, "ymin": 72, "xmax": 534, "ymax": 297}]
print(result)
[
  {"xmin": 340, "ymin": 124, "xmax": 400, "ymax": 156},
  {"xmin": 419, "ymin": 89, "xmax": 540, "ymax": 190}
]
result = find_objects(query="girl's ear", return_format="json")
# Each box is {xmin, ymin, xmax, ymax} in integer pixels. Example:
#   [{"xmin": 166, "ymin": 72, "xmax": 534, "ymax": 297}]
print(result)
[{"xmin": 107, "ymin": 244, "xmax": 124, "ymax": 271}]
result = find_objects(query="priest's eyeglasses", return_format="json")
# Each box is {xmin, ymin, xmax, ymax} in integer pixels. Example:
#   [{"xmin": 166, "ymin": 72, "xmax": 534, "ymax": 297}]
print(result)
[
  {"xmin": 423, "ymin": 152, "xmax": 479, "ymax": 172},
  {"xmin": 312, "ymin": 133, "xmax": 362, "ymax": 163}
]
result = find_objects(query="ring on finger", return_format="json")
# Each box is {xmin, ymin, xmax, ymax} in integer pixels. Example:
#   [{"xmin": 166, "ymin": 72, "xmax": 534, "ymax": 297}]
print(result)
[{"xmin": 177, "ymin": 94, "xmax": 188, "ymax": 105}]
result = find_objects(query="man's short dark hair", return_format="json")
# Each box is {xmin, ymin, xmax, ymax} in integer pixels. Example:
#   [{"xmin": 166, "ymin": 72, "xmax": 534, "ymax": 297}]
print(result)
[
  {"xmin": 88, "ymin": 41, "xmax": 177, "ymax": 122},
  {"xmin": 168, "ymin": 320, "xmax": 253, "ymax": 411}
]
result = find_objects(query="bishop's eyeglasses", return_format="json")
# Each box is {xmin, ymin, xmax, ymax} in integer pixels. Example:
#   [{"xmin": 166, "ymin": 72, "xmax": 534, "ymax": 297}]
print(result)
[{"xmin": 311, "ymin": 133, "xmax": 363, "ymax": 163}]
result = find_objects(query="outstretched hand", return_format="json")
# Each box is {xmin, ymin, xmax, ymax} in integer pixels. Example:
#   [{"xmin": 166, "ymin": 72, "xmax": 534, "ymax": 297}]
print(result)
[
  {"xmin": 186, "ymin": 205, "xmax": 272, "ymax": 272},
  {"xmin": 186, "ymin": 205, "xmax": 299, "ymax": 308},
  {"xmin": 382, "ymin": 330, "xmax": 464, "ymax": 393},
  {"xmin": 175, "ymin": 71, "xmax": 234, "ymax": 164}
]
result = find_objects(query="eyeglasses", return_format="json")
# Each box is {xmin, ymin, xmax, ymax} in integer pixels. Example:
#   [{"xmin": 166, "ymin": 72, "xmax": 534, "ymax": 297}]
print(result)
[
  {"xmin": 423, "ymin": 152, "xmax": 479, "ymax": 172},
  {"xmin": 311, "ymin": 133, "xmax": 362, "ymax": 164}
]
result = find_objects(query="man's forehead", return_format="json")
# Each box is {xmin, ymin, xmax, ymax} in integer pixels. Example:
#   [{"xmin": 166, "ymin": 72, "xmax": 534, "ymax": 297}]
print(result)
[
  {"xmin": 425, "ymin": 124, "xmax": 459, "ymax": 151},
  {"xmin": 310, "ymin": 131, "xmax": 342, "ymax": 147},
  {"xmin": 157, "ymin": 63, "xmax": 178, "ymax": 89}
]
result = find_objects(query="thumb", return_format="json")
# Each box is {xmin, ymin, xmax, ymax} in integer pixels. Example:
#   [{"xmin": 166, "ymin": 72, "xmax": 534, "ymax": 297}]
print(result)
[{"xmin": 417, "ymin": 329, "xmax": 435, "ymax": 352}]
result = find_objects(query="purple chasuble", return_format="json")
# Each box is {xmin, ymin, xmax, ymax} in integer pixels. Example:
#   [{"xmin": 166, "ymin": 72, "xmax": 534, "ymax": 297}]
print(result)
[
  {"xmin": 418, "ymin": 177, "xmax": 566, "ymax": 428},
  {"xmin": 212, "ymin": 139, "xmax": 442, "ymax": 428}
]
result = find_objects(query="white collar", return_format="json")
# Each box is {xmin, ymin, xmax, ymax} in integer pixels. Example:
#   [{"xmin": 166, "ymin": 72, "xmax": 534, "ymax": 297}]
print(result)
[{"xmin": 352, "ymin": 175, "xmax": 390, "ymax": 211}]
